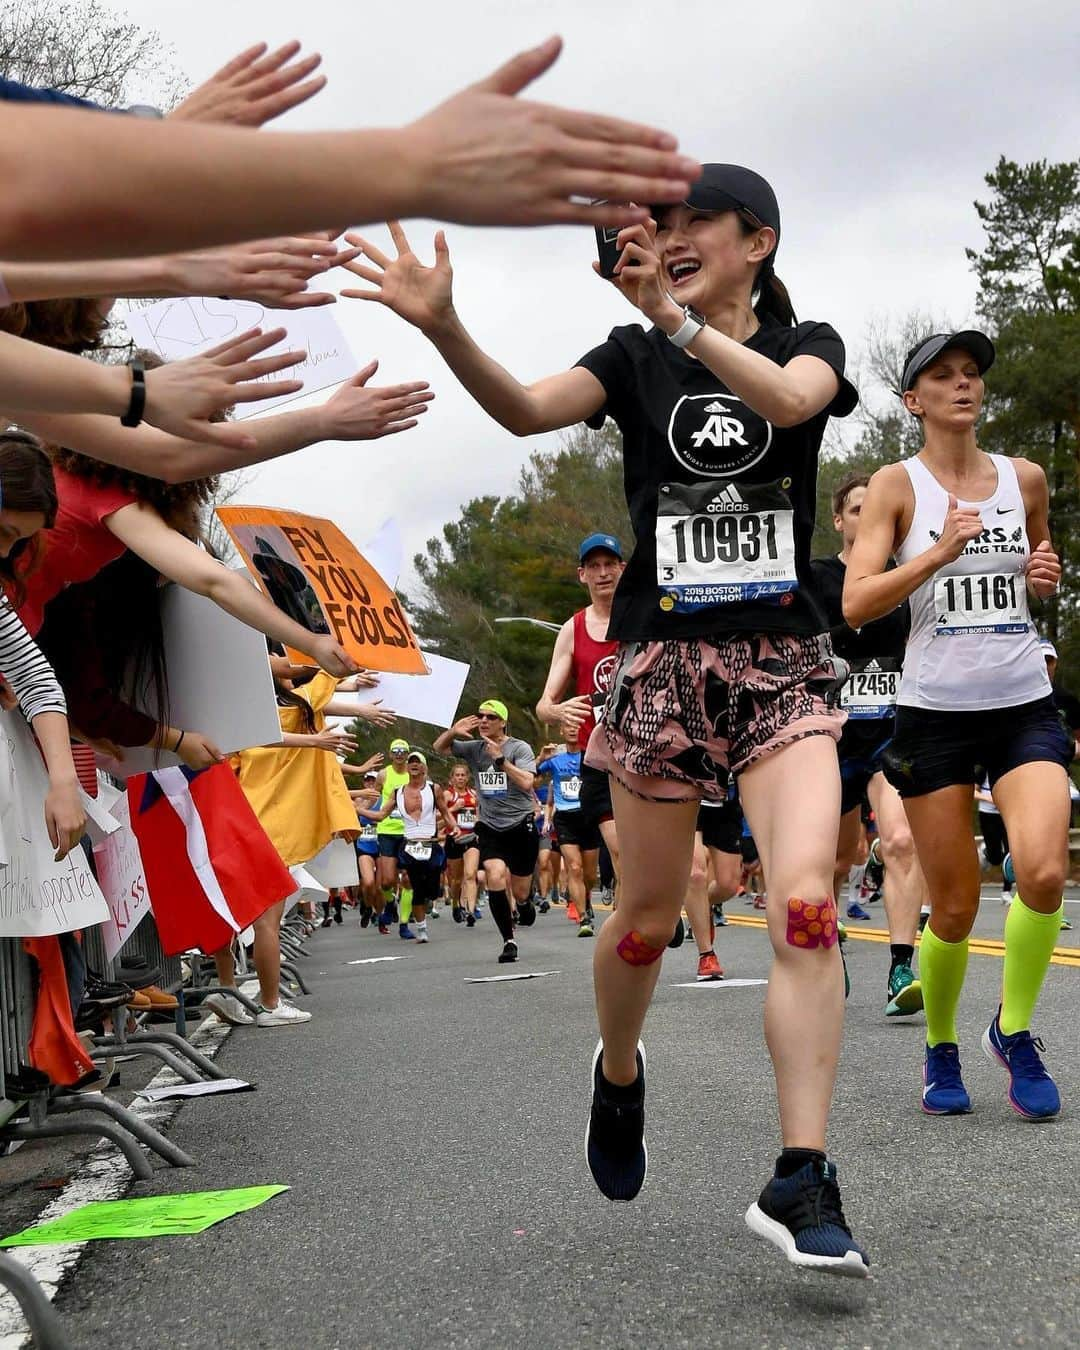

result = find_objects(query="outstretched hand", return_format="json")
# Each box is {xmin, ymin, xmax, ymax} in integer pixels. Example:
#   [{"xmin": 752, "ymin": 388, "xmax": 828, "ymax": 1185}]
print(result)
[
  {"xmin": 169, "ymin": 234, "xmax": 362, "ymax": 309},
  {"xmin": 318, "ymin": 359, "xmax": 433, "ymax": 440},
  {"xmin": 143, "ymin": 327, "xmax": 305, "ymax": 449},
  {"xmin": 341, "ymin": 223, "xmax": 455, "ymax": 336},
  {"xmin": 170, "ymin": 41, "xmax": 326, "ymax": 127},
  {"xmin": 400, "ymin": 36, "xmax": 700, "ymax": 228}
]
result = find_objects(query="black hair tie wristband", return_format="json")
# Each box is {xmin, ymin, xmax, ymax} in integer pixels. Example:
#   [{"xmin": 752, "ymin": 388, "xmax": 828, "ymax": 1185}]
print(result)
[{"xmin": 121, "ymin": 359, "xmax": 146, "ymax": 428}]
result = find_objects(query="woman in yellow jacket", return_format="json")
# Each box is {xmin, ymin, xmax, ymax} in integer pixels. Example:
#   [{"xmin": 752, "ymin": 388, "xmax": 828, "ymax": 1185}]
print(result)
[{"xmin": 207, "ymin": 660, "xmax": 393, "ymax": 1027}]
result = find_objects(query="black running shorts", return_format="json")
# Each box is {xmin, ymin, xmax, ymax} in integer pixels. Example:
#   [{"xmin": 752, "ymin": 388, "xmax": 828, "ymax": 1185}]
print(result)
[
  {"xmin": 883, "ymin": 696, "xmax": 1073, "ymax": 799},
  {"xmin": 476, "ymin": 817, "xmax": 539, "ymax": 879},
  {"xmin": 552, "ymin": 808, "xmax": 602, "ymax": 852}
]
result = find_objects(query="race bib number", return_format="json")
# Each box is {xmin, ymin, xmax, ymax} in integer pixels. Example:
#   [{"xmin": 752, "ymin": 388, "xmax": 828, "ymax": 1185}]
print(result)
[
  {"xmin": 934, "ymin": 572, "xmax": 1030, "ymax": 636},
  {"xmin": 404, "ymin": 841, "xmax": 432, "ymax": 862},
  {"xmin": 477, "ymin": 769, "xmax": 508, "ymax": 797},
  {"xmin": 840, "ymin": 659, "xmax": 900, "ymax": 719},
  {"xmin": 359, "ymin": 823, "xmax": 377, "ymax": 841},
  {"xmin": 561, "ymin": 775, "xmax": 581, "ymax": 803},
  {"xmin": 655, "ymin": 479, "xmax": 798, "ymax": 610},
  {"xmin": 457, "ymin": 809, "xmax": 476, "ymax": 829}
]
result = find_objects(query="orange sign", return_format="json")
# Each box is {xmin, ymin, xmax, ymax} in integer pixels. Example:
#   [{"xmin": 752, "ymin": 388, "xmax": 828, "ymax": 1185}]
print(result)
[{"xmin": 216, "ymin": 506, "xmax": 428, "ymax": 675}]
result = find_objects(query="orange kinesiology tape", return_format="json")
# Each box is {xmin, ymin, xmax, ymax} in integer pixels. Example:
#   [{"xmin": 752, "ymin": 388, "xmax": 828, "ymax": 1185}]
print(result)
[
  {"xmin": 616, "ymin": 930, "xmax": 665, "ymax": 966},
  {"xmin": 785, "ymin": 896, "xmax": 838, "ymax": 950}
]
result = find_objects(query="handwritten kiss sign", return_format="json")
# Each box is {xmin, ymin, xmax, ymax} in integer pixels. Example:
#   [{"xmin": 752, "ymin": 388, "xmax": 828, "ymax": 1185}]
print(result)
[{"xmin": 216, "ymin": 506, "xmax": 428, "ymax": 675}]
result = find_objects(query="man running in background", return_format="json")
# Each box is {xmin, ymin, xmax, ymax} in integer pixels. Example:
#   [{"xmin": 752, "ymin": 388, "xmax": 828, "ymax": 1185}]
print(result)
[
  {"xmin": 538, "ymin": 731, "xmax": 601, "ymax": 938},
  {"xmin": 434, "ymin": 700, "xmax": 538, "ymax": 964},
  {"xmin": 536, "ymin": 534, "xmax": 625, "ymax": 900}
]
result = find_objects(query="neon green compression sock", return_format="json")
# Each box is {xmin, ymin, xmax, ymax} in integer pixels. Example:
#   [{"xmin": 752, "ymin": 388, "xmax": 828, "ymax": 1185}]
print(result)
[
  {"xmin": 399, "ymin": 887, "xmax": 413, "ymax": 925},
  {"xmin": 920, "ymin": 924, "xmax": 969, "ymax": 1047},
  {"xmin": 999, "ymin": 894, "xmax": 1062, "ymax": 1036}
]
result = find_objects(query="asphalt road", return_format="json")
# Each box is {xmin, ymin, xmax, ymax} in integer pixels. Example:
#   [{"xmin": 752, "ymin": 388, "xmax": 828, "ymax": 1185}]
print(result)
[{"xmin": 45, "ymin": 892, "xmax": 1080, "ymax": 1348}]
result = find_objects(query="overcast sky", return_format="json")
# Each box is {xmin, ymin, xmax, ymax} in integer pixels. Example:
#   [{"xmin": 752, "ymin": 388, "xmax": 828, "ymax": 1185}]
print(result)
[{"xmin": 124, "ymin": 0, "xmax": 1078, "ymax": 596}]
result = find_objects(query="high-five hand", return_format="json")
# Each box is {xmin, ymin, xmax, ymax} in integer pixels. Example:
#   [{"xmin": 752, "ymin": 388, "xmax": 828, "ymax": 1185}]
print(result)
[
  {"xmin": 400, "ymin": 37, "xmax": 700, "ymax": 228},
  {"xmin": 341, "ymin": 223, "xmax": 454, "ymax": 336}
]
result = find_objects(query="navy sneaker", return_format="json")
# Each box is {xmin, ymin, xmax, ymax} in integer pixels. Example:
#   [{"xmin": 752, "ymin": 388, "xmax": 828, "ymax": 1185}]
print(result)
[
  {"xmin": 745, "ymin": 1159, "xmax": 869, "ymax": 1278},
  {"xmin": 922, "ymin": 1042, "xmax": 972, "ymax": 1115},
  {"xmin": 399, "ymin": 924, "xmax": 416, "ymax": 941},
  {"xmin": 846, "ymin": 901, "xmax": 872, "ymax": 921},
  {"xmin": 983, "ymin": 1009, "xmax": 1060, "ymax": 1121},
  {"xmin": 586, "ymin": 1040, "xmax": 647, "ymax": 1202}
]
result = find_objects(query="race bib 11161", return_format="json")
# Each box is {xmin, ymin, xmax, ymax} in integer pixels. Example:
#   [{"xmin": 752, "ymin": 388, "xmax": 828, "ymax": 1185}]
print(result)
[
  {"xmin": 656, "ymin": 479, "xmax": 798, "ymax": 611},
  {"xmin": 933, "ymin": 572, "xmax": 1030, "ymax": 636}
]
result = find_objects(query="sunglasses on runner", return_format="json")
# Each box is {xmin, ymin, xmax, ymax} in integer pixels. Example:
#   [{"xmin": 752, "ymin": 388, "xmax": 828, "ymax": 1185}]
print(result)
[{"xmin": 476, "ymin": 712, "xmax": 500, "ymax": 721}]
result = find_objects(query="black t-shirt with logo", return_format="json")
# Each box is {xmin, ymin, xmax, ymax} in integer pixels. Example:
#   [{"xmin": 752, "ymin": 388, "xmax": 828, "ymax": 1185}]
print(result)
[{"xmin": 576, "ymin": 318, "xmax": 856, "ymax": 642}]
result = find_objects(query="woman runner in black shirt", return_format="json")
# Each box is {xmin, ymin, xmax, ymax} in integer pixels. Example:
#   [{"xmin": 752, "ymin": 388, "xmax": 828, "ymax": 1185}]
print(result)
[{"xmin": 342, "ymin": 164, "xmax": 866, "ymax": 1276}]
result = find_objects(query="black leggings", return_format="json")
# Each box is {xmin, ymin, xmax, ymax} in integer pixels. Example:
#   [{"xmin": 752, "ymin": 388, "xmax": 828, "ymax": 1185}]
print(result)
[{"xmin": 979, "ymin": 811, "xmax": 1010, "ymax": 867}]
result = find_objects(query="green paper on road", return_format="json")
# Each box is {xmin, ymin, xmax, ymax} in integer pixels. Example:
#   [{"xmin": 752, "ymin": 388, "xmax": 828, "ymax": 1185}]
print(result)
[{"xmin": 0, "ymin": 1185, "xmax": 289, "ymax": 1247}]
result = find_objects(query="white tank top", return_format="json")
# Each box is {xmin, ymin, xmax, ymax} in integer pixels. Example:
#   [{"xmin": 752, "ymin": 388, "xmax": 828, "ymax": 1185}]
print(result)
[
  {"xmin": 394, "ymin": 783, "xmax": 437, "ymax": 840},
  {"xmin": 894, "ymin": 453, "xmax": 1049, "ymax": 711}
]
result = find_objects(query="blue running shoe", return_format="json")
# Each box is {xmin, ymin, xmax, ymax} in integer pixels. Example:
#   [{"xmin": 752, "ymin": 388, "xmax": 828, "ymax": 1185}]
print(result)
[
  {"xmin": 846, "ymin": 901, "xmax": 872, "ymax": 921},
  {"xmin": 398, "ymin": 924, "xmax": 416, "ymax": 941},
  {"xmin": 922, "ymin": 1042, "xmax": 972, "ymax": 1115},
  {"xmin": 745, "ymin": 1159, "xmax": 869, "ymax": 1278},
  {"xmin": 586, "ymin": 1040, "xmax": 647, "ymax": 1202},
  {"xmin": 982, "ymin": 1009, "xmax": 1060, "ymax": 1121}
]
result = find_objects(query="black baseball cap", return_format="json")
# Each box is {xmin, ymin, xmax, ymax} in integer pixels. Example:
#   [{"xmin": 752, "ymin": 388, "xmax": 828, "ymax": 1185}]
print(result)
[
  {"xmin": 654, "ymin": 163, "xmax": 780, "ymax": 247},
  {"xmin": 900, "ymin": 331, "xmax": 995, "ymax": 394}
]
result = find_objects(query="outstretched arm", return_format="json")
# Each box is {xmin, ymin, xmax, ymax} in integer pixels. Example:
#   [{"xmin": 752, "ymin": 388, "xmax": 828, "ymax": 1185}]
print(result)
[
  {"xmin": 343, "ymin": 223, "xmax": 605, "ymax": 436},
  {"xmin": 0, "ymin": 39, "xmax": 696, "ymax": 259}
]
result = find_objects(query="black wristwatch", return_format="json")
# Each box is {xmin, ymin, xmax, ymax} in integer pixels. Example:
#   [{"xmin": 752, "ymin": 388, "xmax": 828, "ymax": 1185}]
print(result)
[{"xmin": 493, "ymin": 756, "xmax": 506, "ymax": 770}]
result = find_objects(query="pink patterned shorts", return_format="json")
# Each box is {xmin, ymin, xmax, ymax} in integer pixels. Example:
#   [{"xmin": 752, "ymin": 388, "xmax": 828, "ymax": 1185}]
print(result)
[{"xmin": 585, "ymin": 633, "xmax": 844, "ymax": 803}]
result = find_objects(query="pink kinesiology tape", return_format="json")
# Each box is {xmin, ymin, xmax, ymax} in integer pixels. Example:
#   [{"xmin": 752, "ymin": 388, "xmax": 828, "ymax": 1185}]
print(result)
[
  {"xmin": 616, "ymin": 930, "xmax": 665, "ymax": 966},
  {"xmin": 785, "ymin": 896, "xmax": 838, "ymax": 950}
]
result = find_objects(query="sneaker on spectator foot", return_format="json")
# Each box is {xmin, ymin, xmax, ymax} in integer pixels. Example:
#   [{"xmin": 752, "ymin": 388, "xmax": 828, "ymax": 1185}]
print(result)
[
  {"xmin": 256, "ymin": 1002, "xmax": 312, "ymax": 1027},
  {"xmin": 745, "ymin": 1159, "xmax": 869, "ymax": 1278},
  {"xmin": 203, "ymin": 993, "xmax": 255, "ymax": 1027}
]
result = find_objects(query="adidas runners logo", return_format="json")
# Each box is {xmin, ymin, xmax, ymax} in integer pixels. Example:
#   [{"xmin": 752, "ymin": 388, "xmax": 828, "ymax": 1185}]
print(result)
[
  {"xmin": 707, "ymin": 484, "xmax": 750, "ymax": 514},
  {"xmin": 704, "ymin": 401, "xmax": 726, "ymax": 414},
  {"xmin": 865, "ymin": 659, "xmax": 881, "ymax": 672}
]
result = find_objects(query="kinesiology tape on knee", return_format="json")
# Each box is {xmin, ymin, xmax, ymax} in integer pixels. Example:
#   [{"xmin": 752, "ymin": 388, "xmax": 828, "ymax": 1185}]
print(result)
[
  {"xmin": 785, "ymin": 896, "xmax": 838, "ymax": 950},
  {"xmin": 616, "ymin": 930, "xmax": 665, "ymax": 966}
]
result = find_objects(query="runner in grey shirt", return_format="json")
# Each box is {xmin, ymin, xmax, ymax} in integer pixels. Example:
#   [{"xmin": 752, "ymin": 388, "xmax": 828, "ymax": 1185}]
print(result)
[{"xmin": 434, "ymin": 698, "xmax": 539, "ymax": 963}]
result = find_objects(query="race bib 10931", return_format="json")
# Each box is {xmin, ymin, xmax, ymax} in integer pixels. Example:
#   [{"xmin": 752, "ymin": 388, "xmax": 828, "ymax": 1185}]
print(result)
[{"xmin": 656, "ymin": 479, "xmax": 798, "ymax": 611}]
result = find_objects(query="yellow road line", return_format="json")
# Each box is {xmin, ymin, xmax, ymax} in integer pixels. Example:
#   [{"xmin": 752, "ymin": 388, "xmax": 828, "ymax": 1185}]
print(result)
[{"xmin": 724, "ymin": 914, "xmax": 1080, "ymax": 969}]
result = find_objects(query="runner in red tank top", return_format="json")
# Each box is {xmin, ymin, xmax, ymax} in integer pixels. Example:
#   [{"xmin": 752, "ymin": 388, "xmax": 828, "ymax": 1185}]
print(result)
[
  {"xmin": 444, "ymin": 765, "xmax": 482, "ymax": 925},
  {"xmin": 537, "ymin": 533, "xmax": 626, "ymax": 905}
]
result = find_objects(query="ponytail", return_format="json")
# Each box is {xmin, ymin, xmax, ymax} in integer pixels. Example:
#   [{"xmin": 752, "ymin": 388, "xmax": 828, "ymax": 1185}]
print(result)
[{"xmin": 753, "ymin": 262, "xmax": 796, "ymax": 327}]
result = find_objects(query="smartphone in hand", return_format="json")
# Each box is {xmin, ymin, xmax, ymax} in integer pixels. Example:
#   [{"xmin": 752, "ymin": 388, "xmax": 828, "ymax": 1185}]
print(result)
[
  {"xmin": 594, "ymin": 203, "xmax": 644, "ymax": 279},
  {"xmin": 595, "ymin": 214, "xmax": 624, "ymax": 279}
]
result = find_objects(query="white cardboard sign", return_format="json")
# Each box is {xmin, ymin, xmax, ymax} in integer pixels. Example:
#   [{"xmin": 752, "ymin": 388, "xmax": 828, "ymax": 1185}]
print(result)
[
  {"xmin": 124, "ymin": 298, "xmax": 355, "ymax": 417},
  {"xmin": 0, "ymin": 714, "xmax": 109, "ymax": 937},
  {"xmin": 93, "ymin": 793, "xmax": 151, "ymax": 961},
  {"xmin": 118, "ymin": 584, "xmax": 281, "ymax": 775},
  {"xmin": 342, "ymin": 651, "xmax": 470, "ymax": 730}
]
